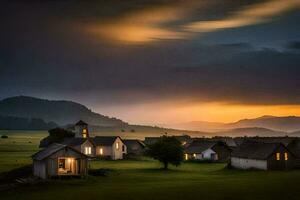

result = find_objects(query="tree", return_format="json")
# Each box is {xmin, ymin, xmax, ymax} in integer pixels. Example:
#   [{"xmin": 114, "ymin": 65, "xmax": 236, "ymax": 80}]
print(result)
[{"xmin": 146, "ymin": 135, "xmax": 184, "ymax": 169}]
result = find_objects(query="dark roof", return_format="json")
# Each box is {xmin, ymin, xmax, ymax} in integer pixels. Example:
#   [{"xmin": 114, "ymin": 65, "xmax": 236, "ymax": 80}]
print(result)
[
  {"xmin": 234, "ymin": 137, "xmax": 296, "ymax": 147},
  {"xmin": 231, "ymin": 141, "xmax": 284, "ymax": 160},
  {"xmin": 32, "ymin": 143, "xmax": 87, "ymax": 161},
  {"xmin": 123, "ymin": 139, "xmax": 146, "ymax": 148},
  {"xmin": 75, "ymin": 120, "xmax": 88, "ymax": 126},
  {"xmin": 185, "ymin": 141, "xmax": 217, "ymax": 154},
  {"xmin": 144, "ymin": 137, "xmax": 160, "ymax": 145},
  {"xmin": 92, "ymin": 136, "xmax": 120, "ymax": 146},
  {"xmin": 61, "ymin": 138, "xmax": 92, "ymax": 147}
]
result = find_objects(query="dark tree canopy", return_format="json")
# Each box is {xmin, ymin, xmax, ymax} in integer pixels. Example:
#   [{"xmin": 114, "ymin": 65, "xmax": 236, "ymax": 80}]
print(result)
[
  {"xmin": 40, "ymin": 128, "xmax": 75, "ymax": 147},
  {"xmin": 147, "ymin": 135, "xmax": 184, "ymax": 169}
]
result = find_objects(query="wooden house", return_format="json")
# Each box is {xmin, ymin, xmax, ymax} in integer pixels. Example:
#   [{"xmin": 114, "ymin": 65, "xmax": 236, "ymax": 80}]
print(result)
[
  {"xmin": 231, "ymin": 141, "xmax": 296, "ymax": 170},
  {"xmin": 184, "ymin": 140, "xmax": 231, "ymax": 162},
  {"xmin": 92, "ymin": 136, "xmax": 127, "ymax": 160},
  {"xmin": 32, "ymin": 143, "xmax": 88, "ymax": 179}
]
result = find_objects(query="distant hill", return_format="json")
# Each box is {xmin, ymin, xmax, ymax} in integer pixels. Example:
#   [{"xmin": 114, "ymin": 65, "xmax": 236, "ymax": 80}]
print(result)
[
  {"xmin": 0, "ymin": 96, "xmax": 127, "ymax": 127},
  {"xmin": 169, "ymin": 115, "xmax": 300, "ymax": 132},
  {"xmin": 214, "ymin": 127, "xmax": 287, "ymax": 137},
  {"xmin": 0, "ymin": 115, "xmax": 57, "ymax": 130}
]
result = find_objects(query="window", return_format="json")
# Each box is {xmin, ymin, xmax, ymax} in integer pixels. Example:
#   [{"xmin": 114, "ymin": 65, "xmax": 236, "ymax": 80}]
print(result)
[
  {"xmin": 116, "ymin": 142, "xmax": 119, "ymax": 150},
  {"xmin": 193, "ymin": 153, "xmax": 196, "ymax": 158},
  {"xmin": 284, "ymin": 152, "xmax": 288, "ymax": 161},
  {"xmin": 82, "ymin": 134, "xmax": 87, "ymax": 138},
  {"xmin": 185, "ymin": 154, "xmax": 188, "ymax": 160},
  {"xmin": 122, "ymin": 145, "xmax": 125, "ymax": 152},
  {"xmin": 99, "ymin": 148, "xmax": 103, "ymax": 155},
  {"xmin": 82, "ymin": 128, "xmax": 87, "ymax": 134},
  {"xmin": 276, "ymin": 153, "xmax": 280, "ymax": 160},
  {"xmin": 85, "ymin": 147, "xmax": 91, "ymax": 155}
]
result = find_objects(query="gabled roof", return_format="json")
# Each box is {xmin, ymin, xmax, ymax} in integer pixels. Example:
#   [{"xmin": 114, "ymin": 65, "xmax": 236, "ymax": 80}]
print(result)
[
  {"xmin": 234, "ymin": 137, "xmax": 296, "ymax": 147},
  {"xmin": 123, "ymin": 139, "xmax": 146, "ymax": 148},
  {"xmin": 32, "ymin": 143, "xmax": 87, "ymax": 161},
  {"xmin": 61, "ymin": 137, "xmax": 93, "ymax": 147},
  {"xmin": 92, "ymin": 136, "xmax": 120, "ymax": 146},
  {"xmin": 75, "ymin": 120, "xmax": 88, "ymax": 126},
  {"xmin": 231, "ymin": 141, "xmax": 285, "ymax": 160},
  {"xmin": 185, "ymin": 141, "xmax": 217, "ymax": 154}
]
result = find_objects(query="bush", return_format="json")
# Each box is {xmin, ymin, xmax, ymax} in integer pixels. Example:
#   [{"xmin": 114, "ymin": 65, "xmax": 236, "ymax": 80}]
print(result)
[{"xmin": 1, "ymin": 135, "xmax": 8, "ymax": 139}]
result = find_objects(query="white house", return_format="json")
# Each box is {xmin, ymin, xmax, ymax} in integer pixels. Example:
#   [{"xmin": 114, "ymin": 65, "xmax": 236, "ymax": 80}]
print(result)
[
  {"xmin": 61, "ymin": 138, "xmax": 95, "ymax": 157},
  {"xmin": 184, "ymin": 140, "xmax": 231, "ymax": 161},
  {"xmin": 92, "ymin": 136, "xmax": 127, "ymax": 160},
  {"xmin": 230, "ymin": 141, "xmax": 295, "ymax": 170}
]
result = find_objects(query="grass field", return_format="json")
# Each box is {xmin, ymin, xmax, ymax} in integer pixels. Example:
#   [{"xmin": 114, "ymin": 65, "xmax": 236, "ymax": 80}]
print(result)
[{"xmin": 1, "ymin": 131, "xmax": 300, "ymax": 200}]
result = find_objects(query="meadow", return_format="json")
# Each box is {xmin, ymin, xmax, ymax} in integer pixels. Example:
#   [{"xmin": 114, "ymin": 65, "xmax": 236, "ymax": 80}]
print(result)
[{"xmin": 1, "ymin": 130, "xmax": 300, "ymax": 200}]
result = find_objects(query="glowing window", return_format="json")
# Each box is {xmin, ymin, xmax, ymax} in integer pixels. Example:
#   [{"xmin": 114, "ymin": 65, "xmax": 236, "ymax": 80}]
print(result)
[
  {"xmin": 185, "ymin": 154, "xmax": 188, "ymax": 160},
  {"xmin": 82, "ymin": 129, "xmax": 87, "ymax": 134},
  {"xmin": 116, "ymin": 142, "xmax": 119, "ymax": 150},
  {"xmin": 85, "ymin": 147, "xmax": 91, "ymax": 155},
  {"xmin": 193, "ymin": 153, "xmax": 196, "ymax": 158},
  {"xmin": 100, "ymin": 148, "xmax": 103, "ymax": 155},
  {"xmin": 284, "ymin": 153, "xmax": 288, "ymax": 161},
  {"xmin": 276, "ymin": 153, "xmax": 280, "ymax": 161},
  {"xmin": 82, "ymin": 134, "xmax": 87, "ymax": 138}
]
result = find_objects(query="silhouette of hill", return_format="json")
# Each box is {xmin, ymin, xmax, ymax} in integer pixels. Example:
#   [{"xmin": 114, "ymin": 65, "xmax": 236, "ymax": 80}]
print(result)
[{"xmin": 0, "ymin": 96, "xmax": 126, "ymax": 127}]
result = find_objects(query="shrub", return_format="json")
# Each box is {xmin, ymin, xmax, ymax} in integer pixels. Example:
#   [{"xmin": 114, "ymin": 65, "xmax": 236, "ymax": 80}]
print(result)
[{"xmin": 1, "ymin": 135, "xmax": 8, "ymax": 139}]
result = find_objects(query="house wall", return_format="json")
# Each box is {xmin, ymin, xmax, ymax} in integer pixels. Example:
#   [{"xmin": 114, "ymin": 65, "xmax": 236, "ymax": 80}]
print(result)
[
  {"xmin": 95, "ymin": 145, "xmax": 112, "ymax": 157},
  {"xmin": 46, "ymin": 148, "xmax": 87, "ymax": 178},
  {"xmin": 202, "ymin": 148, "xmax": 216, "ymax": 160},
  {"xmin": 126, "ymin": 142, "xmax": 145, "ymax": 155},
  {"xmin": 112, "ymin": 137, "xmax": 127, "ymax": 160},
  {"xmin": 33, "ymin": 160, "xmax": 46, "ymax": 179},
  {"xmin": 231, "ymin": 157, "xmax": 267, "ymax": 170},
  {"xmin": 80, "ymin": 140, "xmax": 95, "ymax": 156},
  {"xmin": 267, "ymin": 145, "xmax": 295, "ymax": 170},
  {"xmin": 212, "ymin": 144, "xmax": 231, "ymax": 162}
]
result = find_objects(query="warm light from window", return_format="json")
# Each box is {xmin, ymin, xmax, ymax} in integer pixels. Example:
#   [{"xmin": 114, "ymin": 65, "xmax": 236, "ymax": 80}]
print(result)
[
  {"xmin": 185, "ymin": 154, "xmax": 188, "ymax": 160},
  {"xmin": 82, "ymin": 129, "xmax": 87, "ymax": 134},
  {"xmin": 276, "ymin": 153, "xmax": 280, "ymax": 161},
  {"xmin": 85, "ymin": 147, "xmax": 91, "ymax": 155},
  {"xmin": 116, "ymin": 142, "xmax": 119, "ymax": 150},
  {"xmin": 82, "ymin": 134, "xmax": 87, "ymax": 138},
  {"xmin": 100, "ymin": 148, "xmax": 103, "ymax": 155},
  {"xmin": 193, "ymin": 153, "xmax": 196, "ymax": 158},
  {"xmin": 284, "ymin": 153, "xmax": 288, "ymax": 161}
]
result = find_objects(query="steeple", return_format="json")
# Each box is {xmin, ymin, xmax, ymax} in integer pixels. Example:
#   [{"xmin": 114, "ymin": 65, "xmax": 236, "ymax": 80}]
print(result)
[{"xmin": 74, "ymin": 120, "xmax": 89, "ymax": 138}]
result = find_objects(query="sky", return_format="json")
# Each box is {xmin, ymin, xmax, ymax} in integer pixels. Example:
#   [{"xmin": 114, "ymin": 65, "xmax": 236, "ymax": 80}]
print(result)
[{"xmin": 1, "ymin": 0, "xmax": 300, "ymax": 125}]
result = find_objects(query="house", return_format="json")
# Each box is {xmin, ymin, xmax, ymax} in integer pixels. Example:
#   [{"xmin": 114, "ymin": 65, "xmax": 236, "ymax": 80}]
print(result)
[
  {"xmin": 92, "ymin": 136, "xmax": 127, "ymax": 160},
  {"xmin": 287, "ymin": 138, "xmax": 300, "ymax": 168},
  {"xmin": 74, "ymin": 120, "xmax": 89, "ymax": 138},
  {"xmin": 32, "ymin": 143, "xmax": 88, "ymax": 179},
  {"xmin": 61, "ymin": 138, "xmax": 95, "ymax": 157},
  {"xmin": 184, "ymin": 140, "xmax": 231, "ymax": 162},
  {"xmin": 231, "ymin": 141, "xmax": 296, "ymax": 170},
  {"xmin": 123, "ymin": 139, "xmax": 146, "ymax": 156}
]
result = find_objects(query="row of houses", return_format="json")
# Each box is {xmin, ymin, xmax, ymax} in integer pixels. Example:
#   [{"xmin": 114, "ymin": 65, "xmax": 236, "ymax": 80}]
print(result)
[{"xmin": 32, "ymin": 121, "xmax": 300, "ymax": 179}]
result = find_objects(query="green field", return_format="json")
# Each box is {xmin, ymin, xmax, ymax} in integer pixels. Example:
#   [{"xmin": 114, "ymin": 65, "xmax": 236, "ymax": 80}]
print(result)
[{"xmin": 1, "ymin": 131, "xmax": 300, "ymax": 200}]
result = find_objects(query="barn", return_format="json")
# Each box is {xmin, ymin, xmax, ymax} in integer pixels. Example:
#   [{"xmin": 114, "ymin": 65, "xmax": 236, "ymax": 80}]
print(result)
[
  {"xmin": 231, "ymin": 141, "xmax": 296, "ymax": 170},
  {"xmin": 32, "ymin": 143, "xmax": 89, "ymax": 179}
]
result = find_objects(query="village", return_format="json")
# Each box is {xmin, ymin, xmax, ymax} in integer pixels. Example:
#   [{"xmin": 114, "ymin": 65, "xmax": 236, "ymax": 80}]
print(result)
[{"xmin": 31, "ymin": 120, "xmax": 300, "ymax": 179}]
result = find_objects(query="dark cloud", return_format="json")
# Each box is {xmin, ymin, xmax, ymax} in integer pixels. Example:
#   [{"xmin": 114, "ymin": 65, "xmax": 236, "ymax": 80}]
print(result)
[{"xmin": 0, "ymin": 0, "xmax": 300, "ymax": 107}]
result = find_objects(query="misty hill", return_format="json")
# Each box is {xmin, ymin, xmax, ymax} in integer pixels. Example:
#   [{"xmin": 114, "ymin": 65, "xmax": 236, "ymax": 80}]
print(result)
[
  {"xmin": 215, "ymin": 127, "xmax": 287, "ymax": 137},
  {"xmin": 0, "ymin": 115, "xmax": 57, "ymax": 130},
  {"xmin": 226, "ymin": 115, "xmax": 300, "ymax": 132},
  {"xmin": 170, "ymin": 115, "xmax": 300, "ymax": 132},
  {"xmin": 0, "ymin": 96, "xmax": 127, "ymax": 127}
]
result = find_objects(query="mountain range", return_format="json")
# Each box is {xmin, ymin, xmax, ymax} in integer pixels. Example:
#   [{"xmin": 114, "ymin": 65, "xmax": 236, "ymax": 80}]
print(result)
[
  {"xmin": 1, "ymin": 96, "xmax": 300, "ymax": 137},
  {"xmin": 168, "ymin": 115, "xmax": 300, "ymax": 132}
]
